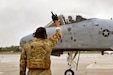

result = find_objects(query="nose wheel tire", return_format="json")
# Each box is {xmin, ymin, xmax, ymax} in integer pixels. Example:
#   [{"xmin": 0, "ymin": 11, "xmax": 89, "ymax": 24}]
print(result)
[{"xmin": 64, "ymin": 69, "xmax": 74, "ymax": 75}]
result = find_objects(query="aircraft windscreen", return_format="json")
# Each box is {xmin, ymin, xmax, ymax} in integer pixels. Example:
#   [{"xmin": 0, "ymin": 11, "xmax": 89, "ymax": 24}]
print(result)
[{"xmin": 45, "ymin": 15, "xmax": 66, "ymax": 28}]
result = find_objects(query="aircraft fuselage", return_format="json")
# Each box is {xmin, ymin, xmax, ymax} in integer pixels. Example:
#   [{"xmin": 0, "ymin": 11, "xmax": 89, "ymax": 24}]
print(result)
[{"xmin": 20, "ymin": 18, "xmax": 113, "ymax": 52}]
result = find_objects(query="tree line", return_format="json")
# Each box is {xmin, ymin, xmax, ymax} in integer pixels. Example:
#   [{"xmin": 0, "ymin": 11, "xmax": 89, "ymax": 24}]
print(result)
[{"xmin": 0, "ymin": 45, "xmax": 20, "ymax": 53}]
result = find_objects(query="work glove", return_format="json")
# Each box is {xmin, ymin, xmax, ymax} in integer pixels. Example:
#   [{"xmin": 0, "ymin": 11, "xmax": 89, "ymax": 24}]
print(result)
[{"xmin": 51, "ymin": 12, "xmax": 58, "ymax": 22}]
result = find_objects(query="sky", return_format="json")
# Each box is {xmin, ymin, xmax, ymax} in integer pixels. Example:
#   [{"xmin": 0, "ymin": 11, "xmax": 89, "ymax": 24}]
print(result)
[{"xmin": 1, "ymin": 0, "xmax": 113, "ymax": 47}]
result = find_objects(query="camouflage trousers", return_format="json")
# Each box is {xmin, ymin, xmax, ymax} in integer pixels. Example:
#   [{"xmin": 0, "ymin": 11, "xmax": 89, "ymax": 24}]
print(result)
[{"xmin": 27, "ymin": 69, "xmax": 51, "ymax": 75}]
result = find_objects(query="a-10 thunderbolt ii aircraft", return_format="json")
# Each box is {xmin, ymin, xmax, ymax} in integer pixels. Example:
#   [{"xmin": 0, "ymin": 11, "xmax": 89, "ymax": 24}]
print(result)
[{"xmin": 20, "ymin": 13, "xmax": 113, "ymax": 75}]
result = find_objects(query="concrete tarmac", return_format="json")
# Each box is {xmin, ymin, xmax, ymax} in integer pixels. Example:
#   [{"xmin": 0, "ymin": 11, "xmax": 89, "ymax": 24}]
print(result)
[{"xmin": 0, "ymin": 54, "xmax": 113, "ymax": 75}]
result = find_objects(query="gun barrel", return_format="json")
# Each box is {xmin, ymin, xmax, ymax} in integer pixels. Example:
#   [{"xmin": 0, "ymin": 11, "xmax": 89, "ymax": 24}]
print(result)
[{"xmin": 51, "ymin": 11, "xmax": 54, "ymax": 15}]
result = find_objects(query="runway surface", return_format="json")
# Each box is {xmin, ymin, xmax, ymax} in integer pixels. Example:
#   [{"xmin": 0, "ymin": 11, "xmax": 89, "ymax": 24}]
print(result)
[{"xmin": 0, "ymin": 54, "xmax": 113, "ymax": 75}]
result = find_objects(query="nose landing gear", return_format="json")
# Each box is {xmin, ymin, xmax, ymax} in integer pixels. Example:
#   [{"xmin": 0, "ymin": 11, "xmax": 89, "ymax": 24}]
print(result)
[{"xmin": 64, "ymin": 51, "xmax": 80, "ymax": 75}]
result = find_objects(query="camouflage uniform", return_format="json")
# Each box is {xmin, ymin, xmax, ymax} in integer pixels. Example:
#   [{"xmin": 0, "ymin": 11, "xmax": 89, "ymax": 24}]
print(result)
[{"xmin": 20, "ymin": 28, "xmax": 62, "ymax": 75}]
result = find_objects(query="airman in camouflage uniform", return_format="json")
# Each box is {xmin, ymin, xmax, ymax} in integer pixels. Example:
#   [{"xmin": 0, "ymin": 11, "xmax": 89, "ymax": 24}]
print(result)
[{"xmin": 20, "ymin": 13, "xmax": 62, "ymax": 75}]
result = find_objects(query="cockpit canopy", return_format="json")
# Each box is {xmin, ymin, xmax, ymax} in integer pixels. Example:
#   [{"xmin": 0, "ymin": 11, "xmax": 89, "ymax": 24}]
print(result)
[{"xmin": 45, "ymin": 15, "xmax": 87, "ymax": 27}]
